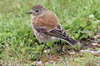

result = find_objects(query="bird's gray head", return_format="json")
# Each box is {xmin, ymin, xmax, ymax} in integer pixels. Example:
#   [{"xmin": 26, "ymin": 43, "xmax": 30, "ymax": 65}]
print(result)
[{"xmin": 26, "ymin": 5, "xmax": 47, "ymax": 16}]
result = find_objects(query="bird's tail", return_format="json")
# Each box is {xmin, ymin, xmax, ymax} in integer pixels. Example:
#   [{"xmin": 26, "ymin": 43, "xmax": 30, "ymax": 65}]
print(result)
[{"xmin": 63, "ymin": 36, "xmax": 78, "ymax": 44}]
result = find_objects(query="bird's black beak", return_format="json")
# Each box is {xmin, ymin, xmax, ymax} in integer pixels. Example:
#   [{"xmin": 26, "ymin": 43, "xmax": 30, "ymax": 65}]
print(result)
[{"xmin": 26, "ymin": 12, "xmax": 33, "ymax": 14}]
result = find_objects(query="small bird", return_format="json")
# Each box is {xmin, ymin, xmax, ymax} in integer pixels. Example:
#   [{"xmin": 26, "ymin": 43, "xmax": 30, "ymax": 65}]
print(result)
[{"xmin": 27, "ymin": 5, "xmax": 78, "ymax": 45}]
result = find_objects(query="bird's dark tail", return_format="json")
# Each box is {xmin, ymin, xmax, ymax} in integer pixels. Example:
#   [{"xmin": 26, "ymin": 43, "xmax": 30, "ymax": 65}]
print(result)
[{"xmin": 63, "ymin": 36, "xmax": 78, "ymax": 44}]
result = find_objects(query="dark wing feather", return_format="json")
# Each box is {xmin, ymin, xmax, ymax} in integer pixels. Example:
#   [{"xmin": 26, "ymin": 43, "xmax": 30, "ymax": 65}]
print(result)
[{"xmin": 33, "ymin": 23, "xmax": 77, "ymax": 44}]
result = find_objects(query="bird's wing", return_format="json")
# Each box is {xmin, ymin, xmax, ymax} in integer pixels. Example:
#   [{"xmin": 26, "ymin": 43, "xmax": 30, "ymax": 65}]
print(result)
[
  {"xmin": 33, "ymin": 23, "xmax": 67, "ymax": 39},
  {"xmin": 33, "ymin": 23, "xmax": 77, "ymax": 44}
]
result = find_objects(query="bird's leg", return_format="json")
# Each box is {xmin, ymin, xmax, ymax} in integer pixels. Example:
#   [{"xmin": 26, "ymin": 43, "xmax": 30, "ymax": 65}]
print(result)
[
  {"xmin": 59, "ymin": 40, "xmax": 63, "ymax": 52},
  {"xmin": 57, "ymin": 40, "xmax": 64, "ymax": 53},
  {"xmin": 57, "ymin": 40, "xmax": 68, "ymax": 54},
  {"xmin": 60, "ymin": 44, "xmax": 63, "ymax": 52},
  {"xmin": 41, "ymin": 43, "xmax": 47, "ymax": 56}
]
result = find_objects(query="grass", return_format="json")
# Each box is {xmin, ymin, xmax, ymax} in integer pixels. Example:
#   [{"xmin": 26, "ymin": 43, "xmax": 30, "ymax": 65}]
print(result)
[
  {"xmin": 0, "ymin": 0, "xmax": 100, "ymax": 66},
  {"xmin": 46, "ymin": 53, "xmax": 100, "ymax": 66}
]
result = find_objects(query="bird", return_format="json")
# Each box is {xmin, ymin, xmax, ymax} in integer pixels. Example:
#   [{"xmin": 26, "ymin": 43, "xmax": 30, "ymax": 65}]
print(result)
[{"xmin": 26, "ymin": 5, "xmax": 78, "ymax": 47}]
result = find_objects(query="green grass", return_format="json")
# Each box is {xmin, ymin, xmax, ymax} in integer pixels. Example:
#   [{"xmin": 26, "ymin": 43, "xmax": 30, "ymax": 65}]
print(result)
[
  {"xmin": 0, "ymin": 0, "xmax": 100, "ymax": 66},
  {"xmin": 46, "ymin": 53, "xmax": 100, "ymax": 66}
]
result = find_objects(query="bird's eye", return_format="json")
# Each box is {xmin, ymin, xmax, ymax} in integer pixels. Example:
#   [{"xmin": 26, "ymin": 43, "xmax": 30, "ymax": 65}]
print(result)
[{"xmin": 36, "ymin": 10, "xmax": 39, "ymax": 12}]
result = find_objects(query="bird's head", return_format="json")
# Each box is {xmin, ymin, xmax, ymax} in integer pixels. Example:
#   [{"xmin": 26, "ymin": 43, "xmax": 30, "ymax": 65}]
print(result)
[{"xmin": 26, "ymin": 5, "xmax": 47, "ymax": 17}]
